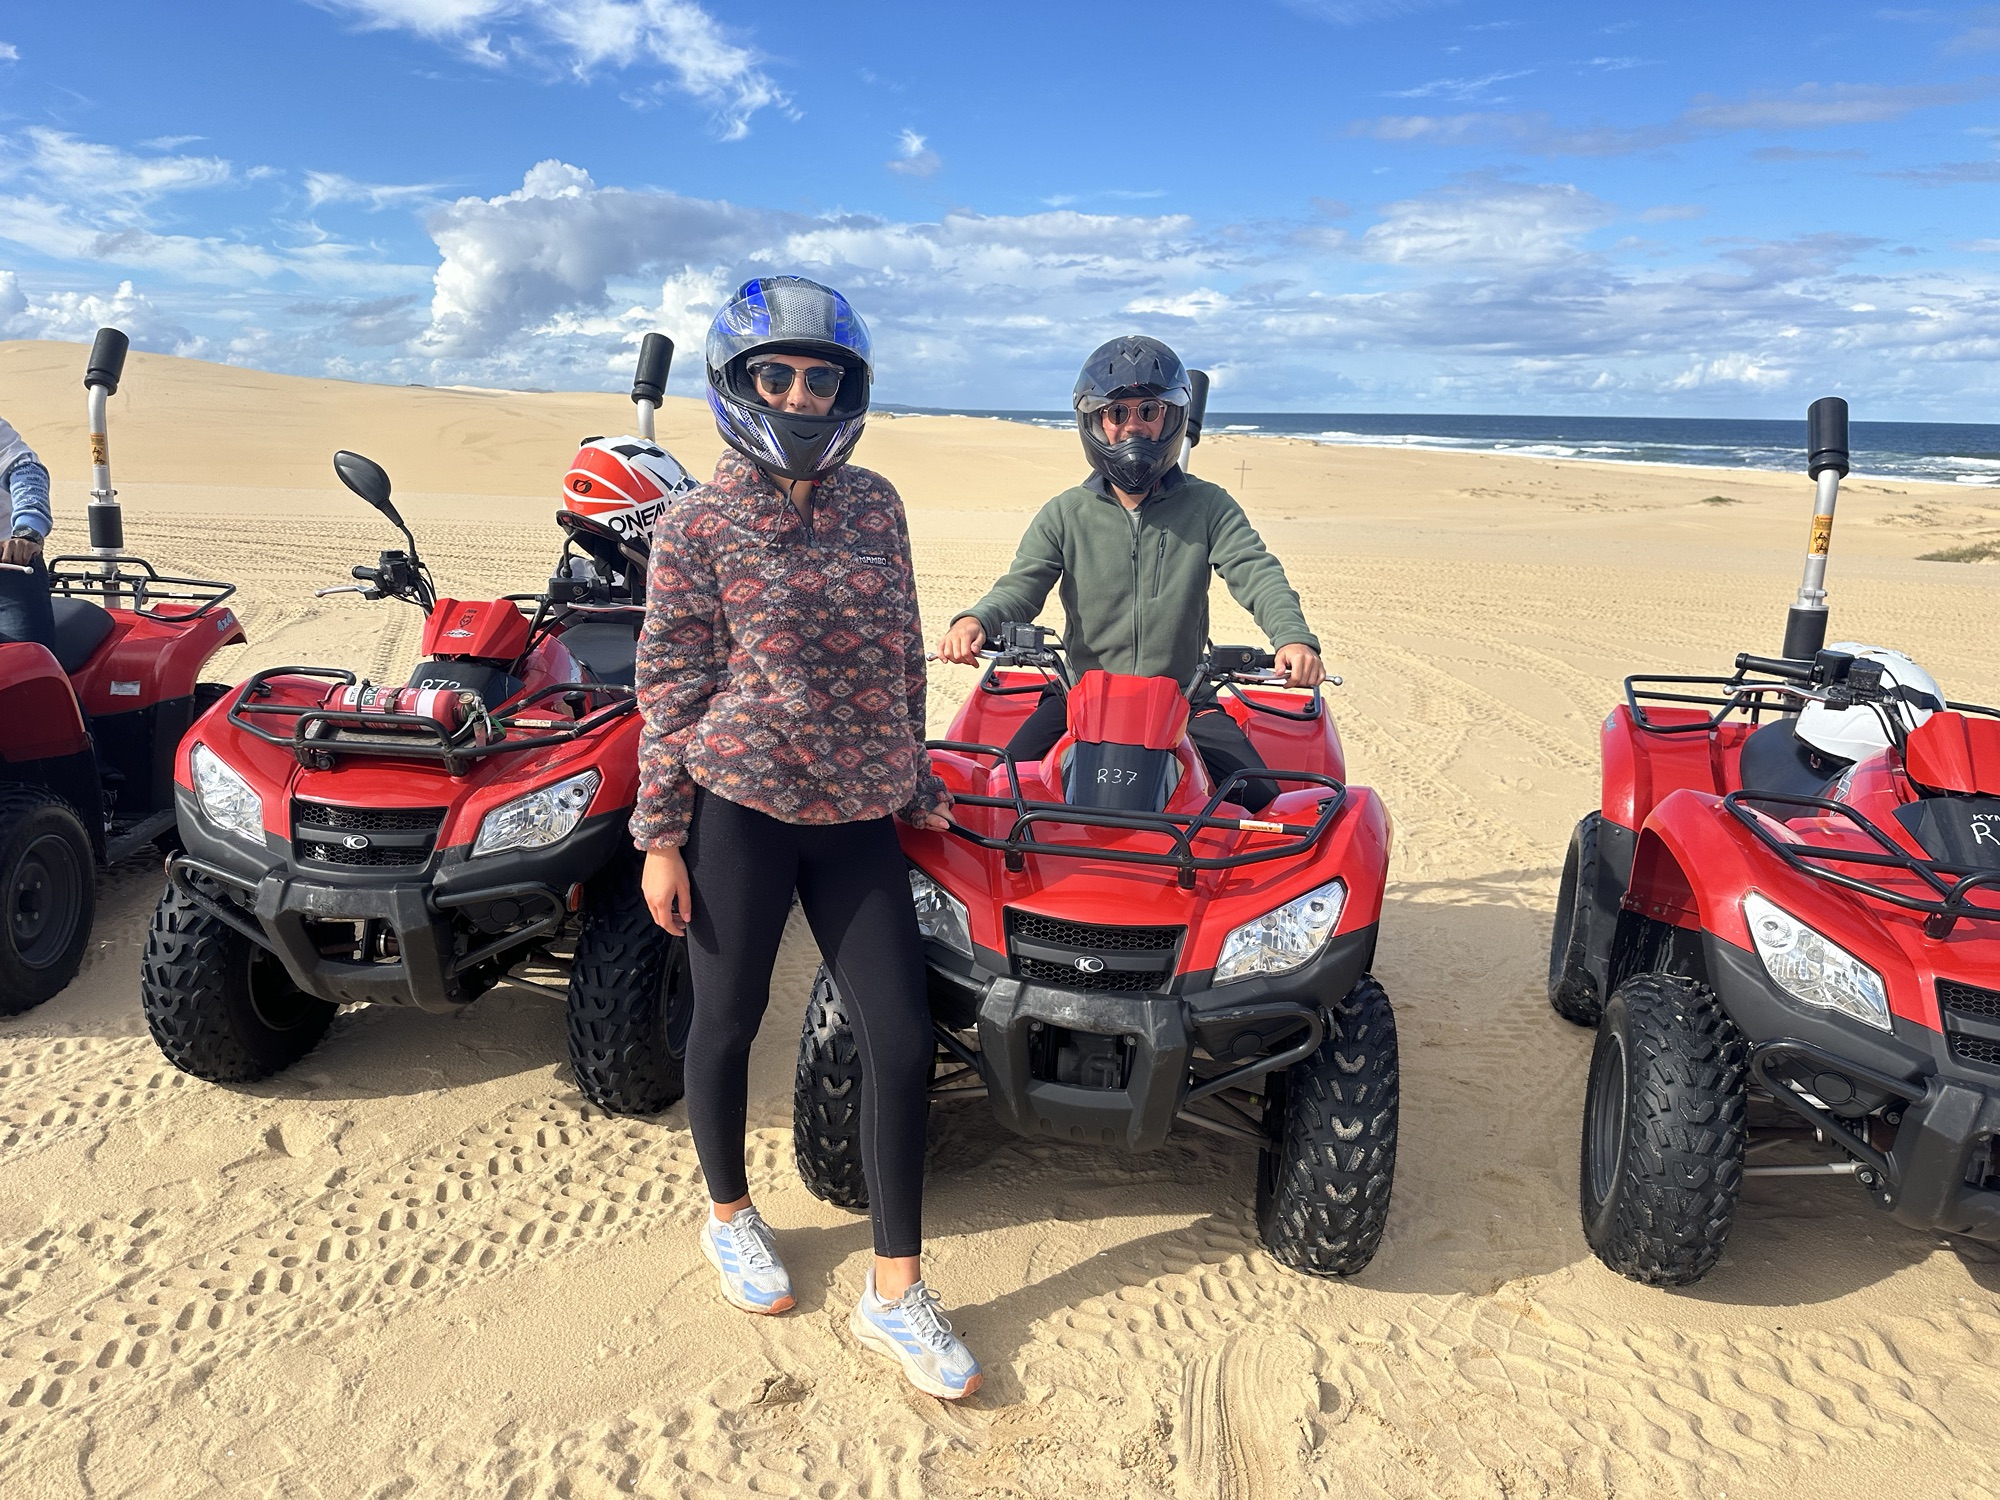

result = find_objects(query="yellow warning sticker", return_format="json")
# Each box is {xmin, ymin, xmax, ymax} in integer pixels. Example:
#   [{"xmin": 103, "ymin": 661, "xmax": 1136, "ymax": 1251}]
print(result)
[
  {"xmin": 89, "ymin": 433, "xmax": 108, "ymax": 466},
  {"xmin": 1809, "ymin": 514, "xmax": 1833, "ymax": 555}
]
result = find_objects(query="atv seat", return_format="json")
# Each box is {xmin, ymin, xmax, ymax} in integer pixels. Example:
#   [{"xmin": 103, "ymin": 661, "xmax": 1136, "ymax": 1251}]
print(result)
[
  {"xmin": 561, "ymin": 619, "xmax": 640, "ymax": 688},
  {"xmin": 49, "ymin": 597, "xmax": 115, "ymax": 674},
  {"xmin": 1736, "ymin": 716, "xmax": 1848, "ymax": 800}
]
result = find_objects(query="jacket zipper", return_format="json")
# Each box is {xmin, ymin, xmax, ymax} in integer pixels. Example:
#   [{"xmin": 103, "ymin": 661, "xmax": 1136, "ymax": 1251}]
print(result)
[{"xmin": 1153, "ymin": 532, "xmax": 1166, "ymax": 595}]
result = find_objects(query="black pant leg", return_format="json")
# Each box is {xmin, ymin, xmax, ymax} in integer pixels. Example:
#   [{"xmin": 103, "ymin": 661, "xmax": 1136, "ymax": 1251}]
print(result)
[
  {"xmin": 1002, "ymin": 687, "xmax": 1069, "ymax": 761},
  {"xmin": 0, "ymin": 558, "xmax": 55, "ymax": 650},
  {"xmin": 679, "ymin": 791, "xmax": 799, "ymax": 1207},
  {"xmin": 794, "ymin": 816, "xmax": 935, "ymax": 1259},
  {"xmin": 1189, "ymin": 705, "xmax": 1278, "ymax": 811}
]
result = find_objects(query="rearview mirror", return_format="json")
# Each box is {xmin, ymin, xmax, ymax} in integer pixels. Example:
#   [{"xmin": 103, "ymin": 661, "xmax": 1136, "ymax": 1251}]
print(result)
[{"xmin": 333, "ymin": 450, "xmax": 402, "ymax": 528}]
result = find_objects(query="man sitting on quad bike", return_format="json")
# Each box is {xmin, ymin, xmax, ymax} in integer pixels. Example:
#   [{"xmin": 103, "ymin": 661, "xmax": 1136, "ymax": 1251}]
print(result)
[
  {"xmin": 936, "ymin": 335, "xmax": 1324, "ymax": 809},
  {"xmin": 0, "ymin": 412, "xmax": 55, "ymax": 649}
]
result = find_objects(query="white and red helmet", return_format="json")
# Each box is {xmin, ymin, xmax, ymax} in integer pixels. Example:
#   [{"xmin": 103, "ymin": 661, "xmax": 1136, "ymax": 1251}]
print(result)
[{"xmin": 561, "ymin": 436, "xmax": 697, "ymax": 545}]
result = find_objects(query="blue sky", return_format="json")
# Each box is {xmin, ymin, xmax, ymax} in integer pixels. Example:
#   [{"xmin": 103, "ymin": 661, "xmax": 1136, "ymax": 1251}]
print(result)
[{"xmin": 0, "ymin": 1, "xmax": 1996, "ymax": 417}]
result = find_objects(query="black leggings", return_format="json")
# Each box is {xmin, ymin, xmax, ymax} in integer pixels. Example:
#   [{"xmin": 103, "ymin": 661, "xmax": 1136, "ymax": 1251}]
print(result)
[
  {"xmin": 1003, "ymin": 688, "xmax": 1279, "ymax": 810},
  {"xmin": 680, "ymin": 790, "xmax": 933, "ymax": 1258}
]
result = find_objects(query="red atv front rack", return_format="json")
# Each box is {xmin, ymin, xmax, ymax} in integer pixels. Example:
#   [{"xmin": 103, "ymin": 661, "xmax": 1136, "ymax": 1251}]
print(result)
[
  {"xmin": 1726, "ymin": 788, "xmax": 2000, "ymax": 938},
  {"xmin": 931, "ymin": 738, "xmax": 1345, "ymax": 890},
  {"xmin": 226, "ymin": 665, "xmax": 635, "ymax": 776}
]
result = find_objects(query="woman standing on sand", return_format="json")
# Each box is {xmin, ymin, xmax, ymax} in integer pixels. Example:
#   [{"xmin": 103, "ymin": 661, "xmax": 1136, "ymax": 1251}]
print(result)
[{"xmin": 630, "ymin": 276, "xmax": 981, "ymax": 1401}]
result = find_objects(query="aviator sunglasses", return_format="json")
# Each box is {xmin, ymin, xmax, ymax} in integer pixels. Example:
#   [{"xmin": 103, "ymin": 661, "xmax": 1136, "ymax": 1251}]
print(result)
[{"xmin": 750, "ymin": 361, "xmax": 845, "ymax": 399}]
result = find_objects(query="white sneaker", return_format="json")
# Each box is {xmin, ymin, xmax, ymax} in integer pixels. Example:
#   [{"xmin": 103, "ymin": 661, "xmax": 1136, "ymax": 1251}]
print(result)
[
  {"xmin": 849, "ymin": 1267, "xmax": 982, "ymax": 1399},
  {"xmin": 700, "ymin": 1207, "xmax": 795, "ymax": 1315}
]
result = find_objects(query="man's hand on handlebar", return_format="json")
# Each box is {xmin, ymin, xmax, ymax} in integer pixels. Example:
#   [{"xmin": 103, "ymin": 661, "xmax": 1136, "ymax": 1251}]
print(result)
[
  {"xmin": 0, "ymin": 533, "xmax": 43, "ymax": 568},
  {"xmin": 937, "ymin": 617, "xmax": 986, "ymax": 665},
  {"xmin": 1274, "ymin": 642, "xmax": 1326, "ymax": 689}
]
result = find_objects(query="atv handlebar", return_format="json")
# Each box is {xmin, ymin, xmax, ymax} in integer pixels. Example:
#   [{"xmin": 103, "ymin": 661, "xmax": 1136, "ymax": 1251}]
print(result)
[
  {"xmin": 1735, "ymin": 652, "xmax": 1815, "ymax": 682},
  {"xmin": 85, "ymin": 327, "xmax": 129, "ymax": 395}
]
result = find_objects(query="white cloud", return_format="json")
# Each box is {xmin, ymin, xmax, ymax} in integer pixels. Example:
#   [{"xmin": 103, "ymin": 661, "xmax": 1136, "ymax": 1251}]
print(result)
[
  {"xmin": 393, "ymin": 161, "xmax": 2000, "ymax": 416},
  {"xmin": 1359, "ymin": 178, "xmax": 1614, "ymax": 265},
  {"xmin": 1386, "ymin": 69, "xmax": 1533, "ymax": 102},
  {"xmin": 887, "ymin": 129, "xmax": 942, "ymax": 178},
  {"xmin": 1283, "ymin": 0, "xmax": 1460, "ymax": 24},
  {"xmin": 0, "ymin": 128, "xmax": 431, "ymax": 293},
  {"xmin": 0, "ymin": 42, "xmax": 18, "ymax": 63},
  {"xmin": 0, "ymin": 270, "xmax": 206, "ymax": 354},
  {"xmin": 305, "ymin": 170, "xmax": 449, "ymax": 209},
  {"xmin": 4, "ymin": 128, "xmax": 232, "ymax": 201},
  {"xmin": 1350, "ymin": 77, "xmax": 2000, "ymax": 155},
  {"xmin": 313, "ymin": 0, "xmax": 788, "ymax": 138}
]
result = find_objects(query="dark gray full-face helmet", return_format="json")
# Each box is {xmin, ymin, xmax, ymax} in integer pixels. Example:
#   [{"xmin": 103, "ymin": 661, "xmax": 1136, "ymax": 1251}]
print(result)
[
  {"xmin": 1072, "ymin": 335, "xmax": 1192, "ymax": 496},
  {"xmin": 705, "ymin": 276, "xmax": 873, "ymax": 482}
]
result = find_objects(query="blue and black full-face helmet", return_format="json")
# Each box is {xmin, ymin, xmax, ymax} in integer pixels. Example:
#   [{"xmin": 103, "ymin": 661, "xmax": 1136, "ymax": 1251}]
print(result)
[{"xmin": 705, "ymin": 276, "xmax": 873, "ymax": 482}]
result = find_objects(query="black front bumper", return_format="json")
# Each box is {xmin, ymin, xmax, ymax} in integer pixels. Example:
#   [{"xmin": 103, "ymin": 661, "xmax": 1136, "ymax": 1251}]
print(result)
[
  {"xmin": 1707, "ymin": 932, "xmax": 2000, "ymax": 1242},
  {"xmin": 927, "ymin": 923, "xmax": 1377, "ymax": 1151},
  {"xmin": 171, "ymin": 788, "xmax": 627, "ymax": 1012}
]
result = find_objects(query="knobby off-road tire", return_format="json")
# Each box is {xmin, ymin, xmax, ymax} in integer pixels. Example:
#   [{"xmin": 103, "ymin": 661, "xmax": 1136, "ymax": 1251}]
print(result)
[
  {"xmin": 793, "ymin": 964, "xmax": 870, "ymax": 1211},
  {"xmin": 1580, "ymin": 972, "xmax": 1748, "ymax": 1286},
  {"xmin": 0, "ymin": 786, "xmax": 95, "ymax": 1015},
  {"xmin": 566, "ymin": 858, "xmax": 690, "ymax": 1116},
  {"xmin": 1549, "ymin": 811, "xmax": 1606, "ymax": 1027},
  {"xmin": 141, "ymin": 876, "xmax": 335, "ymax": 1080},
  {"xmin": 1257, "ymin": 975, "xmax": 1400, "ymax": 1277}
]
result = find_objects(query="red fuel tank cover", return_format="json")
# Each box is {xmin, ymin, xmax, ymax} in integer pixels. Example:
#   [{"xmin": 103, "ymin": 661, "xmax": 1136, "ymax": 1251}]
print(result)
[
  {"xmin": 1065, "ymin": 670, "xmax": 1189, "ymax": 750},
  {"xmin": 1906, "ymin": 712, "xmax": 2000, "ymax": 796},
  {"xmin": 421, "ymin": 598, "xmax": 531, "ymax": 660}
]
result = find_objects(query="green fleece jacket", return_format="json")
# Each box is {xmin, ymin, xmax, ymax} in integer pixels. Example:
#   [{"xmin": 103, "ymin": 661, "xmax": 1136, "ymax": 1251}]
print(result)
[{"xmin": 956, "ymin": 468, "xmax": 1318, "ymax": 693}]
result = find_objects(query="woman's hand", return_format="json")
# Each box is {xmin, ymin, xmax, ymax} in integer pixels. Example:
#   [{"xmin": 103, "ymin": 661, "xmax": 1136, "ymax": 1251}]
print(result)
[
  {"xmin": 642, "ymin": 846, "xmax": 692, "ymax": 935},
  {"xmin": 906, "ymin": 791, "xmax": 955, "ymax": 833}
]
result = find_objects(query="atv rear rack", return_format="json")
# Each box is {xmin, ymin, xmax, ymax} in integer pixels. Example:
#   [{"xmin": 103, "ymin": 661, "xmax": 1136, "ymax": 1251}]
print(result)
[
  {"xmin": 47, "ymin": 554, "xmax": 236, "ymax": 621},
  {"xmin": 227, "ymin": 665, "xmax": 635, "ymax": 776},
  {"xmin": 1626, "ymin": 670, "xmax": 2000, "ymax": 736},
  {"xmin": 1724, "ymin": 788, "xmax": 2000, "ymax": 937},
  {"xmin": 931, "ymin": 738, "xmax": 1345, "ymax": 889}
]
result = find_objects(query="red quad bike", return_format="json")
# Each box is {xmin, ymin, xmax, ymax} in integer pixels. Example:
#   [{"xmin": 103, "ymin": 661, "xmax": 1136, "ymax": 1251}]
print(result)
[
  {"xmin": 1552, "ymin": 395, "xmax": 2000, "ymax": 1285},
  {"xmin": 792, "ymin": 617, "xmax": 1400, "ymax": 1276},
  {"xmin": 1, "ymin": 328, "xmax": 245, "ymax": 1012},
  {"xmin": 140, "ymin": 336, "xmax": 697, "ymax": 1104}
]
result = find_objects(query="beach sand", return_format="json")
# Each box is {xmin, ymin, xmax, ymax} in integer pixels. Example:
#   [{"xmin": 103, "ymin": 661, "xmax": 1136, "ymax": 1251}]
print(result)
[{"xmin": 4, "ymin": 338, "xmax": 2000, "ymax": 1498}]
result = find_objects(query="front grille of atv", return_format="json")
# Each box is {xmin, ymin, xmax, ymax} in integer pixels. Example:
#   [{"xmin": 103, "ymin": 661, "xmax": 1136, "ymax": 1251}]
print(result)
[
  {"xmin": 1951, "ymin": 1033, "xmax": 2000, "ymax": 1068},
  {"xmin": 1006, "ymin": 912, "xmax": 1181, "ymax": 952},
  {"xmin": 1939, "ymin": 979, "xmax": 2000, "ymax": 1022},
  {"xmin": 292, "ymin": 800, "xmax": 445, "ymax": 869},
  {"xmin": 1016, "ymin": 957, "xmax": 1166, "ymax": 993},
  {"xmin": 1004, "ymin": 909, "xmax": 1183, "ymax": 994}
]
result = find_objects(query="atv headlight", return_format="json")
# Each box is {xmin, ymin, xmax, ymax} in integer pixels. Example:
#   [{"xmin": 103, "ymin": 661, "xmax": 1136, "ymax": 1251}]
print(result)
[
  {"xmin": 190, "ymin": 742, "xmax": 264, "ymax": 846},
  {"xmin": 472, "ymin": 770, "xmax": 600, "ymax": 858},
  {"xmin": 1743, "ymin": 891, "xmax": 1891, "ymax": 1031},
  {"xmin": 1214, "ymin": 879, "xmax": 1346, "ymax": 985},
  {"xmin": 908, "ymin": 866, "xmax": 973, "ymax": 959}
]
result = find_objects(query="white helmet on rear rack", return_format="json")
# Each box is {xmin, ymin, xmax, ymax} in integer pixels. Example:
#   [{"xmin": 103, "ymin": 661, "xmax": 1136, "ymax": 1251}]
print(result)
[{"xmin": 1795, "ymin": 642, "xmax": 1944, "ymax": 764}]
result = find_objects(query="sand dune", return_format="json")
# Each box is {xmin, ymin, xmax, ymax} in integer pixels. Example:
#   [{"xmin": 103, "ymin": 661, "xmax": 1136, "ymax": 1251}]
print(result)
[{"xmin": 4, "ymin": 341, "xmax": 2000, "ymax": 1497}]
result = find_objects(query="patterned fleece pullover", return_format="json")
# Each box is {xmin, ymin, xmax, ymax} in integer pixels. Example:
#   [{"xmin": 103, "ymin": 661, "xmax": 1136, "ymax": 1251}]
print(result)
[{"xmin": 630, "ymin": 451, "xmax": 948, "ymax": 849}]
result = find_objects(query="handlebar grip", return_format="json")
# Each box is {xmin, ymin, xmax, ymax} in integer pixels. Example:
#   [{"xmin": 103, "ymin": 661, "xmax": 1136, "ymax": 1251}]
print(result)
[
  {"xmin": 632, "ymin": 333, "xmax": 672, "ymax": 406},
  {"xmin": 1807, "ymin": 395, "xmax": 1849, "ymax": 478},
  {"xmin": 1186, "ymin": 369, "xmax": 1210, "ymax": 449},
  {"xmin": 1735, "ymin": 652, "xmax": 1815, "ymax": 681},
  {"xmin": 85, "ymin": 327, "xmax": 129, "ymax": 394}
]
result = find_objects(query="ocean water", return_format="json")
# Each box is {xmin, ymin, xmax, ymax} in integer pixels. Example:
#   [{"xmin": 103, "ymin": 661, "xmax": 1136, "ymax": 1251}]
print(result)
[{"xmin": 880, "ymin": 408, "xmax": 2000, "ymax": 488}]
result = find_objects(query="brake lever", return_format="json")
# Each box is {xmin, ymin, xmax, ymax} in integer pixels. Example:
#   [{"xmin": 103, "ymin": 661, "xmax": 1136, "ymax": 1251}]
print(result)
[{"xmin": 315, "ymin": 584, "xmax": 382, "ymax": 599}]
